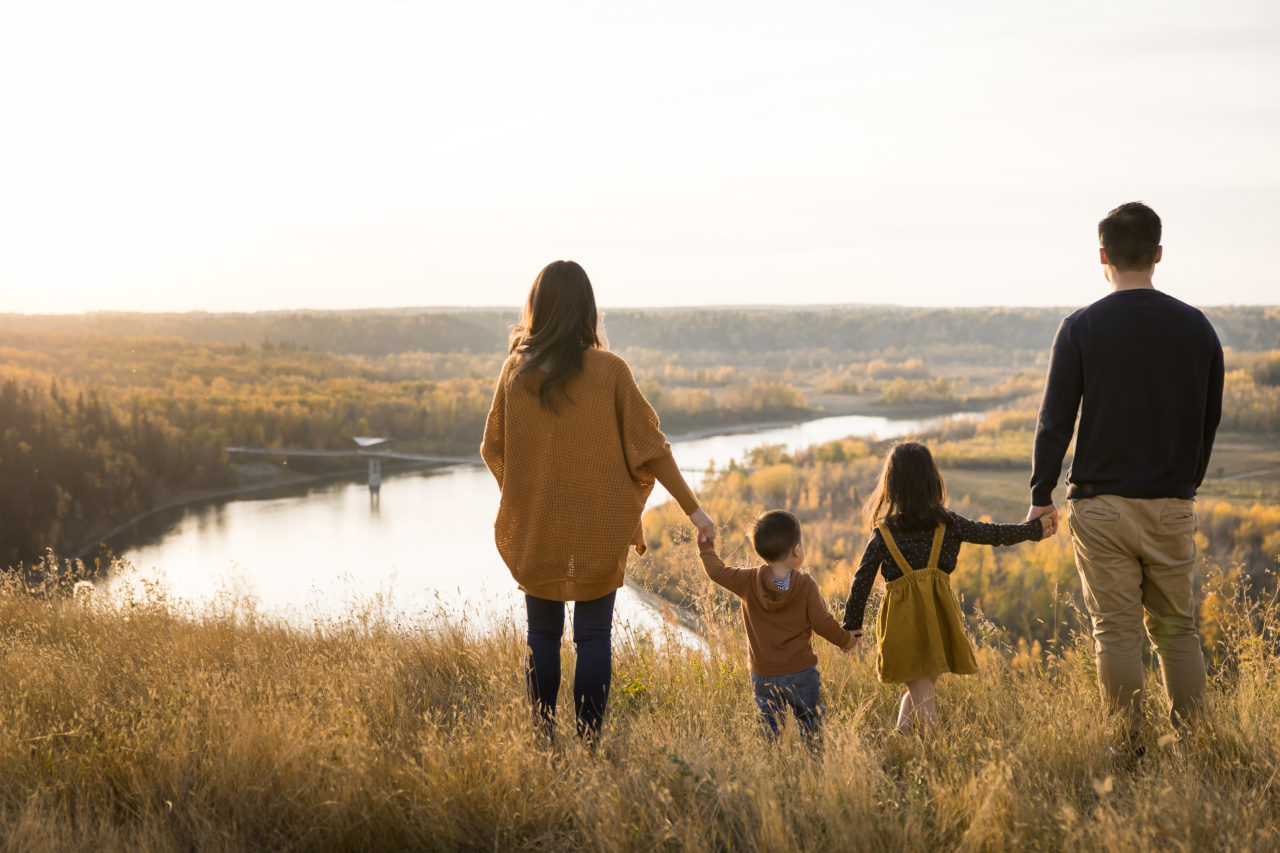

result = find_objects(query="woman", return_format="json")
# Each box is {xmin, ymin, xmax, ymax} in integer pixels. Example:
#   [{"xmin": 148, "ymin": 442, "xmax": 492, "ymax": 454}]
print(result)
[{"xmin": 481, "ymin": 260, "xmax": 715, "ymax": 743}]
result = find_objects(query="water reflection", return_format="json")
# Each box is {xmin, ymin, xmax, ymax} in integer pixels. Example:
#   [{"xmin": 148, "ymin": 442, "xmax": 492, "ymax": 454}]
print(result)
[{"xmin": 107, "ymin": 410, "xmax": 980, "ymax": 636}]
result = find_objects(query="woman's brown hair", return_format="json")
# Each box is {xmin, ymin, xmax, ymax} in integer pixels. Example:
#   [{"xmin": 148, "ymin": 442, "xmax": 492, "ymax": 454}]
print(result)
[
  {"xmin": 509, "ymin": 260, "xmax": 604, "ymax": 411},
  {"xmin": 865, "ymin": 441, "xmax": 950, "ymax": 528}
]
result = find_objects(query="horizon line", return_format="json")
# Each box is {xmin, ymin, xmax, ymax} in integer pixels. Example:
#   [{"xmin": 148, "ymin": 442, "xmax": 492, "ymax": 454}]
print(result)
[{"xmin": 4, "ymin": 300, "xmax": 1277, "ymax": 319}]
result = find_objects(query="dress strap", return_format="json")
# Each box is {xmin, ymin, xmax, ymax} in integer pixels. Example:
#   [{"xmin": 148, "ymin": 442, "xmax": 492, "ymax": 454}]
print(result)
[
  {"xmin": 927, "ymin": 523, "xmax": 946, "ymax": 568},
  {"xmin": 876, "ymin": 522, "xmax": 915, "ymax": 574}
]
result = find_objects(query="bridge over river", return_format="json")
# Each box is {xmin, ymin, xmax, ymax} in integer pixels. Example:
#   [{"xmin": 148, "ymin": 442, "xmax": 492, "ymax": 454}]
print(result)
[
  {"xmin": 227, "ymin": 438, "xmax": 478, "ymax": 493},
  {"xmin": 114, "ymin": 410, "xmax": 981, "ymax": 631},
  {"xmin": 227, "ymin": 436, "xmax": 708, "ymax": 494}
]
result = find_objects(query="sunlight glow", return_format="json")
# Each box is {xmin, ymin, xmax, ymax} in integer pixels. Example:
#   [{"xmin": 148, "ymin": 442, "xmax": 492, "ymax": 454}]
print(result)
[{"xmin": 2, "ymin": 0, "xmax": 1277, "ymax": 312}]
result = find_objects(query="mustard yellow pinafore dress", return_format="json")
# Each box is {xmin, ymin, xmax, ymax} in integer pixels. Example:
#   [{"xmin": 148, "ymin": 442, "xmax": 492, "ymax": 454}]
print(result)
[{"xmin": 875, "ymin": 522, "xmax": 979, "ymax": 684}]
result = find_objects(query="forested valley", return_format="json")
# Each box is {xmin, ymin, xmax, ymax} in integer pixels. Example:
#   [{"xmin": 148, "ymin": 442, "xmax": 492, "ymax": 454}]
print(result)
[
  {"xmin": 635, "ymin": 346, "xmax": 1280, "ymax": 650},
  {"xmin": 1, "ymin": 305, "xmax": 1277, "ymax": 576}
]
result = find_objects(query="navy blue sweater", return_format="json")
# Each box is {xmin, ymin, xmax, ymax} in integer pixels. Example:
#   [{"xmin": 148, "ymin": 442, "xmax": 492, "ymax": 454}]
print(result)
[{"xmin": 1030, "ymin": 289, "xmax": 1224, "ymax": 507}]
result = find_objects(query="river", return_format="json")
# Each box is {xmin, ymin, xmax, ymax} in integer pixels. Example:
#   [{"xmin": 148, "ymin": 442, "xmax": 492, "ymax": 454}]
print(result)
[{"xmin": 104, "ymin": 410, "xmax": 977, "ymax": 634}]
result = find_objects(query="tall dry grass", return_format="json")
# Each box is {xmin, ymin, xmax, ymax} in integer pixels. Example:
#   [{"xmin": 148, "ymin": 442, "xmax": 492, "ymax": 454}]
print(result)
[{"xmin": 2, "ymin": 558, "xmax": 1279, "ymax": 852}]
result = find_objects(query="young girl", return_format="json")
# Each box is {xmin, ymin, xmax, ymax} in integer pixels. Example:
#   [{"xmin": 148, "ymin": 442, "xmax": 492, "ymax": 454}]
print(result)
[{"xmin": 842, "ymin": 441, "xmax": 1050, "ymax": 733}]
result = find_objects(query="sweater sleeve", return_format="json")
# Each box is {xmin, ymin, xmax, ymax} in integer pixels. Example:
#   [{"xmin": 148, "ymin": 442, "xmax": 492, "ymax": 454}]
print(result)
[
  {"xmin": 698, "ymin": 539, "xmax": 754, "ymax": 598},
  {"xmin": 1195, "ymin": 324, "xmax": 1225, "ymax": 488},
  {"xmin": 949, "ymin": 513, "xmax": 1042, "ymax": 546},
  {"xmin": 1031, "ymin": 316, "xmax": 1083, "ymax": 507},
  {"xmin": 842, "ymin": 531, "xmax": 886, "ymax": 631},
  {"xmin": 614, "ymin": 358, "xmax": 671, "ymax": 483},
  {"xmin": 806, "ymin": 578, "xmax": 855, "ymax": 649},
  {"xmin": 645, "ymin": 450, "xmax": 700, "ymax": 514},
  {"xmin": 479, "ymin": 364, "xmax": 507, "ymax": 487}
]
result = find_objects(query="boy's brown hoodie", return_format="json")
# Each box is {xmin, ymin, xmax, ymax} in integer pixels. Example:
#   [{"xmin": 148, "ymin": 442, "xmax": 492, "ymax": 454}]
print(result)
[{"xmin": 699, "ymin": 540, "xmax": 855, "ymax": 676}]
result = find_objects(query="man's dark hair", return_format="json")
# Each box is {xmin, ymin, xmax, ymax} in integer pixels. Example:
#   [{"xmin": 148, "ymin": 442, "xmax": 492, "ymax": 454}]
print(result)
[
  {"xmin": 752, "ymin": 510, "xmax": 802, "ymax": 562},
  {"xmin": 1098, "ymin": 202, "xmax": 1162, "ymax": 271}
]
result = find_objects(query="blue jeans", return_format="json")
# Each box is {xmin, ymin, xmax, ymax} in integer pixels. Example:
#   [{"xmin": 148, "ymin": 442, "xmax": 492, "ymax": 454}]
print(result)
[
  {"xmin": 525, "ymin": 591, "xmax": 616, "ymax": 741},
  {"xmin": 751, "ymin": 665, "xmax": 823, "ymax": 748}
]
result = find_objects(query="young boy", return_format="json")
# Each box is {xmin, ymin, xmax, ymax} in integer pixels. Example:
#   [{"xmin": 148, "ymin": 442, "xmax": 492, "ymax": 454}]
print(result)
[{"xmin": 698, "ymin": 510, "xmax": 859, "ymax": 747}]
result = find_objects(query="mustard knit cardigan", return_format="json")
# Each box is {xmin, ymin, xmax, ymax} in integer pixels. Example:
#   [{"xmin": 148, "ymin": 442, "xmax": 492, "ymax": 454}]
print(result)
[{"xmin": 481, "ymin": 348, "xmax": 671, "ymax": 602}]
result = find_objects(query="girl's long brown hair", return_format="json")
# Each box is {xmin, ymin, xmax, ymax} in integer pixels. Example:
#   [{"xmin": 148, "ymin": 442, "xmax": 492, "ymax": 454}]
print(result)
[
  {"xmin": 509, "ymin": 260, "xmax": 604, "ymax": 412},
  {"xmin": 865, "ymin": 441, "xmax": 950, "ymax": 528}
]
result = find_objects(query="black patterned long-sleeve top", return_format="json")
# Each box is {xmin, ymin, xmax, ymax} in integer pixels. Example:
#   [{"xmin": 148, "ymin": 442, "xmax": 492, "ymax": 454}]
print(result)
[{"xmin": 841, "ymin": 512, "xmax": 1043, "ymax": 631}]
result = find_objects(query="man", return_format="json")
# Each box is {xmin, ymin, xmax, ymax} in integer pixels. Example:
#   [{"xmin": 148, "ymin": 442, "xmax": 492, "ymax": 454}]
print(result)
[{"xmin": 1028, "ymin": 201, "xmax": 1224, "ymax": 750}]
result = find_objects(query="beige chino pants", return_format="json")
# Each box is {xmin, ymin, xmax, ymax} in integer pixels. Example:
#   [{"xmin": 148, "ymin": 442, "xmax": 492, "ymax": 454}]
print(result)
[{"xmin": 1068, "ymin": 495, "xmax": 1206, "ymax": 737}]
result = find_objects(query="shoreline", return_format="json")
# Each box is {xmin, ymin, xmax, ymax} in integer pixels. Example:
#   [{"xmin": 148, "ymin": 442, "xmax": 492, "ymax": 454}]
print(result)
[
  {"xmin": 70, "ymin": 413, "xmax": 834, "ymax": 561},
  {"xmin": 68, "ymin": 458, "xmax": 467, "ymax": 560},
  {"xmin": 661, "ymin": 397, "xmax": 992, "ymax": 443},
  {"xmin": 67, "ymin": 402, "xmax": 985, "ymax": 562},
  {"xmin": 623, "ymin": 579, "xmax": 706, "ymax": 636},
  {"xmin": 663, "ymin": 413, "xmax": 820, "ymax": 443}
]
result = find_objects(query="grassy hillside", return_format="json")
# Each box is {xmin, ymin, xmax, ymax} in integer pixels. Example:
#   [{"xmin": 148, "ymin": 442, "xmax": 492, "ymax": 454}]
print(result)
[{"xmin": 2, "ymin": 566, "xmax": 1278, "ymax": 851}]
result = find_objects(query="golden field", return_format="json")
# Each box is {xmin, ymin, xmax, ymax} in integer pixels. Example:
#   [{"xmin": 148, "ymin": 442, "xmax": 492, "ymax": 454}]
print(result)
[{"xmin": 2, "ymin": 550, "xmax": 1279, "ymax": 852}]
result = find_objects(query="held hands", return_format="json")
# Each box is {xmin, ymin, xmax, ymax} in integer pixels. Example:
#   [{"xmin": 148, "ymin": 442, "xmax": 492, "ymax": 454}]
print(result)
[
  {"xmin": 689, "ymin": 507, "xmax": 716, "ymax": 545},
  {"xmin": 843, "ymin": 631, "xmax": 863, "ymax": 655},
  {"xmin": 1027, "ymin": 503, "xmax": 1059, "ymax": 539}
]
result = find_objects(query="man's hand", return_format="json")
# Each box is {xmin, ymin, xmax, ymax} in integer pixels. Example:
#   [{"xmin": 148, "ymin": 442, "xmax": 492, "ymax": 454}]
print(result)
[
  {"xmin": 1027, "ymin": 503, "xmax": 1059, "ymax": 538},
  {"xmin": 690, "ymin": 507, "xmax": 716, "ymax": 545}
]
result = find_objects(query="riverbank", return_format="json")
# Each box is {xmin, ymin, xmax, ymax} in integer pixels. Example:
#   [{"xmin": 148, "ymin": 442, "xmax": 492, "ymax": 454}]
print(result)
[
  {"xmin": 62, "ymin": 408, "xmax": 864, "ymax": 565},
  {"xmin": 55, "ymin": 398, "xmax": 993, "ymax": 570},
  {"xmin": 59, "ymin": 413, "xmax": 810, "ymax": 566},
  {"xmin": 67, "ymin": 457, "xmax": 471, "ymax": 562},
  {"xmin": 662, "ymin": 412, "xmax": 824, "ymax": 443},
  {"xmin": 66, "ymin": 405, "xmax": 989, "ymax": 633},
  {"xmin": 808, "ymin": 389, "xmax": 1025, "ymax": 419},
  {"xmin": 622, "ymin": 578, "xmax": 705, "ymax": 635}
]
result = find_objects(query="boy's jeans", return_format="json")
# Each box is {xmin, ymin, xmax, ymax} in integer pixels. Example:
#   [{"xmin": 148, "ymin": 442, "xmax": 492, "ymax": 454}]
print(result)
[
  {"xmin": 751, "ymin": 664, "xmax": 823, "ymax": 747},
  {"xmin": 1068, "ymin": 496, "xmax": 1206, "ymax": 738}
]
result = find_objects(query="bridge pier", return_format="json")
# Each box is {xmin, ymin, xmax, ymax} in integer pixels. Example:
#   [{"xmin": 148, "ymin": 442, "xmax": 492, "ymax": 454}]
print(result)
[{"xmin": 226, "ymin": 440, "xmax": 484, "ymax": 502}]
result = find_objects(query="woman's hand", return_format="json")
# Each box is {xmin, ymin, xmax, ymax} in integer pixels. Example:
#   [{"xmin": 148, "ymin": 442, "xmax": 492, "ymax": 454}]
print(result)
[{"xmin": 688, "ymin": 507, "xmax": 716, "ymax": 545}]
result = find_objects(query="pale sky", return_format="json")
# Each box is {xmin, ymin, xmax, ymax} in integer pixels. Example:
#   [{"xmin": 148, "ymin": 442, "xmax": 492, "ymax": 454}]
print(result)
[{"xmin": 2, "ymin": 0, "xmax": 1277, "ymax": 313}]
